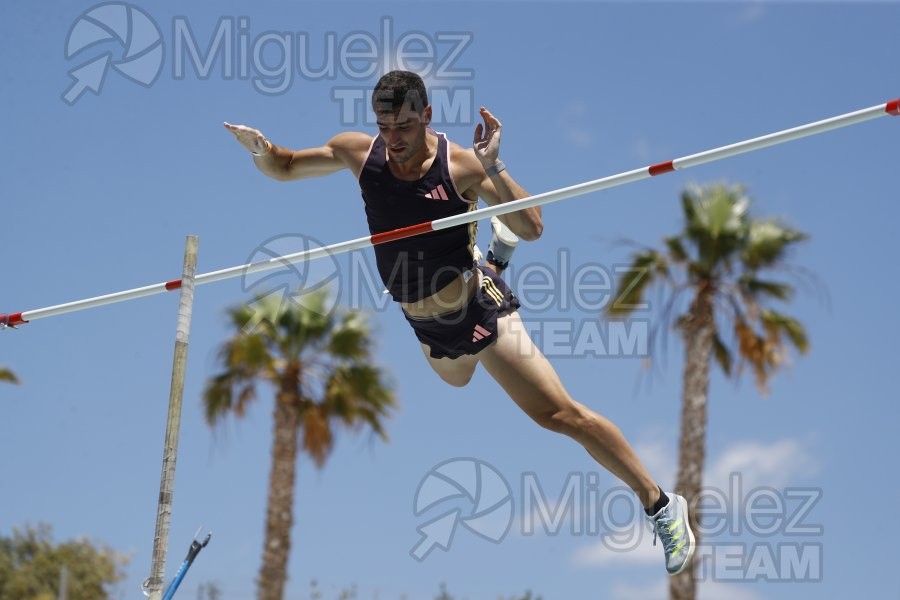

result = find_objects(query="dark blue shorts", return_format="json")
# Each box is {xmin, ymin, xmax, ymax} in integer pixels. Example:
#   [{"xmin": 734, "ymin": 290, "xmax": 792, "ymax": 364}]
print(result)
[{"xmin": 403, "ymin": 266, "xmax": 521, "ymax": 359}]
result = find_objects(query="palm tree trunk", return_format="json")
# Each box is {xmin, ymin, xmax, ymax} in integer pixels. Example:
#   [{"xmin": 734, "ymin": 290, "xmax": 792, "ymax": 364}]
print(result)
[
  {"xmin": 257, "ymin": 378, "xmax": 301, "ymax": 600},
  {"xmin": 670, "ymin": 287, "xmax": 715, "ymax": 600}
]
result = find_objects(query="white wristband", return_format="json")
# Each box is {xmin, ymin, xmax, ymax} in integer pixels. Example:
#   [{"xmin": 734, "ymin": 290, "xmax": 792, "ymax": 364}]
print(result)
[{"xmin": 485, "ymin": 160, "xmax": 506, "ymax": 177}]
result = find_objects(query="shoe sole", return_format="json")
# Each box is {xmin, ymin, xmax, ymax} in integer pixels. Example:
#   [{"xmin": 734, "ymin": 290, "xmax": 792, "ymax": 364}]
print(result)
[
  {"xmin": 490, "ymin": 216, "xmax": 519, "ymax": 245},
  {"xmin": 668, "ymin": 495, "xmax": 697, "ymax": 576}
]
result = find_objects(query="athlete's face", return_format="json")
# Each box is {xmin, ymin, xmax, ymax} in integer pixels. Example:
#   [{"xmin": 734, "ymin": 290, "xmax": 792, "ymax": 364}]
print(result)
[{"xmin": 376, "ymin": 105, "xmax": 431, "ymax": 163}]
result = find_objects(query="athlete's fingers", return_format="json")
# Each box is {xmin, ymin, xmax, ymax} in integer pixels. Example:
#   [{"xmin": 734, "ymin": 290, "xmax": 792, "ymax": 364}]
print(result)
[{"xmin": 480, "ymin": 107, "xmax": 501, "ymax": 130}]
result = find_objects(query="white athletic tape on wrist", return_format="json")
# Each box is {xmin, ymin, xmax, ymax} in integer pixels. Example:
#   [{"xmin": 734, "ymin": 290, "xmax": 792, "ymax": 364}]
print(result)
[{"xmin": 485, "ymin": 160, "xmax": 506, "ymax": 177}]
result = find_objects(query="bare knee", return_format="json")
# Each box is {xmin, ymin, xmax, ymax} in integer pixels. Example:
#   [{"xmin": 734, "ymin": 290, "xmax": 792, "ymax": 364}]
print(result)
[{"xmin": 531, "ymin": 403, "xmax": 587, "ymax": 435}]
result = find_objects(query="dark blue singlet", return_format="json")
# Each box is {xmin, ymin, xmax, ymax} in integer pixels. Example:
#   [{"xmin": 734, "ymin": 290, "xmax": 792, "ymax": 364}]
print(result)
[{"xmin": 358, "ymin": 130, "xmax": 477, "ymax": 302}]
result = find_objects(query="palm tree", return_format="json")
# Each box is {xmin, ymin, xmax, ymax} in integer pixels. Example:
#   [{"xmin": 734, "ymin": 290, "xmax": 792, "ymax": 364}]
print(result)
[
  {"xmin": 609, "ymin": 183, "xmax": 810, "ymax": 600},
  {"xmin": 203, "ymin": 287, "xmax": 396, "ymax": 600},
  {"xmin": 0, "ymin": 367, "xmax": 18, "ymax": 384}
]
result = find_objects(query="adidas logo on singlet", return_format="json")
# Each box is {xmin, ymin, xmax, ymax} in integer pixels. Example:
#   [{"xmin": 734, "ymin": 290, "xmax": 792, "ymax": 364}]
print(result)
[{"xmin": 423, "ymin": 184, "xmax": 449, "ymax": 201}]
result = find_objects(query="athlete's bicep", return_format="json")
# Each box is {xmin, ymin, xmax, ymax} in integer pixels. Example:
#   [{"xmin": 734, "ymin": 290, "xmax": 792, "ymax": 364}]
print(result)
[
  {"xmin": 280, "ymin": 146, "xmax": 342, "ymax": 179},
  {"xmin": 283, "ymin": 132, "xmax": 371, "ymax": 180}
]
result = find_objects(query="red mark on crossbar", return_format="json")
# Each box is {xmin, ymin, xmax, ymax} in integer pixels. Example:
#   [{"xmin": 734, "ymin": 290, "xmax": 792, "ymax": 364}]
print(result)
[
  {"xmin": 1, "ymin": 313, "xmax": 27, "ymax": 327},
  {"xmin": 886, "ymin": 99, "xmax": 900, "ymax": 116},
  {"xmin": 165, "ymin": 279, "xmax": 183, "ymax": 291},
  {"xmin": 371, "ymin": 222, "xmax": 434, "ymax": 245},
  {"xmin": 649, "ymin": 161, "xmax": 675, "ymax": 176}
]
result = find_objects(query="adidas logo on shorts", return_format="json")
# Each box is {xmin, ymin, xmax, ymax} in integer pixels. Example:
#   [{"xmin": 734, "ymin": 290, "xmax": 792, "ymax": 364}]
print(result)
[{"xmin": 472, "ymin": 324, "xmax": 492, "ymax": 343}]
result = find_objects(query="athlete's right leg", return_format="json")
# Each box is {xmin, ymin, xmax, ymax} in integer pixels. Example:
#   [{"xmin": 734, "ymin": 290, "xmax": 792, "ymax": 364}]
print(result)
[{"xmin": 419, "ymin": 343, "xmax": 480, "ymax": 388}]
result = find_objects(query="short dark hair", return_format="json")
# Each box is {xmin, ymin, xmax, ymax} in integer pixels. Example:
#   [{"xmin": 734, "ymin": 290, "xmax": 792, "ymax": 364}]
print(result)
[{"xmin": 371, "ymin": 71, "xmax": 428, "ymax": 116}]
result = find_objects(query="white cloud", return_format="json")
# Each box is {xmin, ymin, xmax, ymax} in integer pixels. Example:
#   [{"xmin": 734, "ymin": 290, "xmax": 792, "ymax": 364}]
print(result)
[
  {"xmin": 572, "ymin": 532, "xmax": 659, "ymax": 567},
  {"xmin": 571, "ymin": 435, "xmax": 821, "ymax": 568},
  {"xmin": 705, "ymin": 437, "xmax": 820, "ymax": 492},
  {"xmin": 633, "ymin": 438, "xmax": 677, "ymax": 490},
  {"xmin": 635, "ymin": 432, "xmax": 820, "ymax": 496}
]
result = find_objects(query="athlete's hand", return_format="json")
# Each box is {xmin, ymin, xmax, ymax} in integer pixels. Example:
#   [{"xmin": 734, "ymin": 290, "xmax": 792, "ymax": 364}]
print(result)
[
  {"xmin": 223, "ymin": 121, "xmax": 272, "ymax": 156},
  {"xmin": 473, "ymin": 107, "xmax": 501, "ymax": 166}
]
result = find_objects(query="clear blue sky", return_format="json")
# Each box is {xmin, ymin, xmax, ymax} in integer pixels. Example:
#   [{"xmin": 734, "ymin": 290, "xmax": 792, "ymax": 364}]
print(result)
[{"xmin": 2, "ymin": 2, "xmax": 899, "ymax": 599}]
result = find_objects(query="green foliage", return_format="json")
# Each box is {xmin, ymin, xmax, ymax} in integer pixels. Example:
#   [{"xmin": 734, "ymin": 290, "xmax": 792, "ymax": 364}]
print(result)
[
  {"xmin": 607, "ymin": 250, "xmax": 669, "ymax": 317},
  {"xmin": 0, "ymin": 524, "xmax": 127, "ymax": 600},
  {"xmin": 609, "ymin": 182, "xmax": 810, "ymax": 391},
  {"xmin": 203, "ymin": 286, "xmax": 397, "ymax": 465},
  {"xmin": 0, "ymin": 367, "xmax": 19, "ymax": 384}
]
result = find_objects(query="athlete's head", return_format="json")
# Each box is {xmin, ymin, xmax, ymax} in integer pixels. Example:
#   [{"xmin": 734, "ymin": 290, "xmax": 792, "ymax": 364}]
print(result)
[
  {"xmin": 372, "ymin": 71, "xmax": 432, "ymax": 164},
  {"xmin": 372, "ymin": 70, "xmax": 429, "ymax": 116}
]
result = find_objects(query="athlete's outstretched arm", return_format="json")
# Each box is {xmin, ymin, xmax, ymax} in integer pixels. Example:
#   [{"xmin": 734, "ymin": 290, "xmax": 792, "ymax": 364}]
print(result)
[
  {"xmin": 470, "ymin": 107, "xmax": 543, "ymax": 241},
  {"xmin": 224, "ymin": 123, "xmax": 370, "ymax": 181}
]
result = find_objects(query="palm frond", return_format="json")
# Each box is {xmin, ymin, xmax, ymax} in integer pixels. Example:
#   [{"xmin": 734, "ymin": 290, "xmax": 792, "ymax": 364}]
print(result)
[
  {"xmin": 680, "ymin": 188, "xmax": 698, "ymax": 225},
  {"xmin": 664, "ymin": 236, "xmax": 689, "ymax": 263},
  {"xmin": 734, "ymin": 318, "xmax": 782, "ymax": 394},
  {"xmin": 203, "ymin": 373, "xmax": 249, "ymax": 425},
  {"xmin": 739, "ymin": 276, "xmax": 794, "ymax": 302},
  {"xmin": 327, "ymin": 313, "xmax": 373, "ymax": 360},
  {"xmin": 698, "ymin": 185, "xmax": 747, "ymax": 239},
  {"xmin": 680, "ymin": 183, "xmax": 751, "ymax": 276},
  {"xmin": 608, "ymin": 250, "xmax": 669, "ymax": 317},
  {"xmin": 712, "ymin": 332, "xmax": 733, "ymax": 377},
  {"xmin": 225, "ymin": 332, "xmax": 274, "ymax": 374},
  {"xmin": 324, "ymin": 364, "xmax": 396, "ymax": 439},
  {"xmin": 741, "ymin": 220, "xmax": 808, "ymax": 270},
  {"xmin": 761, "ymin": 310, "xmax": 810, "ymax": 354},
  {"xmin": 301, "ymin": 403, "xmax": 334, "ymax": 469},
  {"xmin": 0, "ymin": 368, "xmax": 19, "ymax": 384}
]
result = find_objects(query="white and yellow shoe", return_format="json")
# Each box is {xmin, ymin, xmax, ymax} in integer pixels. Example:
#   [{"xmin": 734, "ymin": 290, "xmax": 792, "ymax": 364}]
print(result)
[
  {"xmin": 486, "ymin": 216, "xmax": 518, "ymax": 271},
  {"xmin": 648, "ymin": 493, "xmax": 696, "ymax": 576}
]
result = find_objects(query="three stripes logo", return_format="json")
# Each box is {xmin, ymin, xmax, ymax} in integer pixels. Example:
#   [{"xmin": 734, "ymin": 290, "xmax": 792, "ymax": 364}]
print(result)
[
  {"xmin": 482, "ymin": 278, "xmax": 504, "ymax": 306},
  {"xmin": 423, "ymin": 184, "xmax": 449, "ymax": 201},
  {"xmin": 471, "ymin": 277, "xmax": 505, "ymax": 343},
  {"xmin": 472, "ymin": 324, "xmax": 492, "ymax": 343}
]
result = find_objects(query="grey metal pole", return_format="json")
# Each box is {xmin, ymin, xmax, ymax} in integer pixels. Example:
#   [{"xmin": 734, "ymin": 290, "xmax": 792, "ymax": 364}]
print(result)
[
  {"xmin": 144, "ymin": 235, "xmax": 199, "ymax": 600},
  {"xmin": 57, "ymin": 565, "xmax": 68, "ymax": 600}
]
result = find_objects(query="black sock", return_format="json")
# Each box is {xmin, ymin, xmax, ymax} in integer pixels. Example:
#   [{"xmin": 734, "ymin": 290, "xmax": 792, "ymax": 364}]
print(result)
[{"xmin": 645, "ymin": 486, "xmax": 669, "ymax": 516}]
